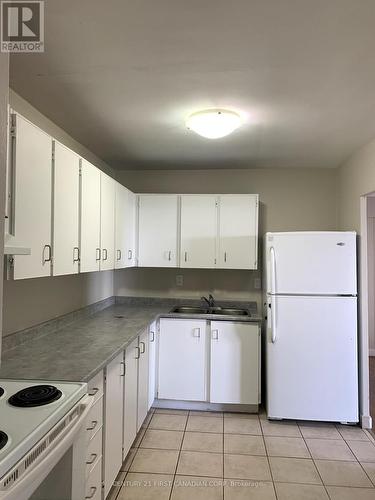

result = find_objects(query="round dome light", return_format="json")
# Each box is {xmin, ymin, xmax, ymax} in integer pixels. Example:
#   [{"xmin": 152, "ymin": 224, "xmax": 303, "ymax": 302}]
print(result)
[{"xmin": 186, "ymin": 109, "xmax": 242, "ymax": 139}]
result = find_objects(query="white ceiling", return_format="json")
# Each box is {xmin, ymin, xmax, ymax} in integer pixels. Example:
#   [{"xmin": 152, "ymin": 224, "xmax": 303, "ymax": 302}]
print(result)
[{"xmin": 10, "ymin": 0, "xmax": 375, "ymax": 170}]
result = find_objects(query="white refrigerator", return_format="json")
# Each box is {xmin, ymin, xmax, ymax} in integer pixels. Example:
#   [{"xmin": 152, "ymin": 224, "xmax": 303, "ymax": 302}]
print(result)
[{"xmin": 264, "ymin": 231, "xmax": 358, "ymax": 423}]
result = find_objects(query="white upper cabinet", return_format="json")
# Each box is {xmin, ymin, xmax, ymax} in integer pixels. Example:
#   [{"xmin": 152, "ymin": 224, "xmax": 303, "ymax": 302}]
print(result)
[
  {"xmin": 52, "ymin": 142, "xmax": 80, "ymax": 276},
  {"xmin": 115, "ymin": 183, "xmax": 128, "ymax": 269},
  {"xmin": 12, "ymin": 114, "xmax": 53, "ymax": 280},
  {"xmin": 125, "ymin": 189, "xmax": 136, "ymax": 267},
  {"xmin": 100, "ymin": 173, "xmax": 115, "ymax": 271},
  {"xmin": 218, "ymin": 195, "xmax": 259, "ymax": 270},
  {"xmin": 180, "ymin": 195, "xmax": 217, "ymax": 268},
  {"xmin": 138, "ymin": 195, "xmax": 178, "ymax": 267},
  {"xmin": 80, "ymin": 160, "xmax": 101, "ymax": 273}
]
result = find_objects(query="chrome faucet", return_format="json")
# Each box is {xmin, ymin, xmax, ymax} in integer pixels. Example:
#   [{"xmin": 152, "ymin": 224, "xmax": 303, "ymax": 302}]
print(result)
[{"xmin": 201, "ymin": 294, "xmax": 216, "ymax": 309}]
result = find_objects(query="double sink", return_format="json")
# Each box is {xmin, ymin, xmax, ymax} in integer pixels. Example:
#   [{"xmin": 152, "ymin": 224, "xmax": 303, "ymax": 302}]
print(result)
[{"xmin": 171, "ymin": 305, "xmax": 251, "ymax": 317}]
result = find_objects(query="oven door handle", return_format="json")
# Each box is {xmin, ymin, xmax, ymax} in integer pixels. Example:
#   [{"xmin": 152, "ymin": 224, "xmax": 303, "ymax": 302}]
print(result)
[{"xmin": 1, "ymin": 395, "xmax": 93, "ymax": 500}]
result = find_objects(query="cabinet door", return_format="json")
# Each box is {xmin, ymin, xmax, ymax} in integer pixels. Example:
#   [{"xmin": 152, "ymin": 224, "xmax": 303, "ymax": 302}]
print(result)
[
  {"xmin": 218, "ymin": 195, "xmax": 258, "ymax": 270},
  {"xmin": 123, "ymin": 338, "xmax": 138, "ymax": 459},
  {"xmin": 53, "ymin": 142, "xmax": 80, "ymax": 276},
  {"xmin": 100, "ymin": 173, "xmax": 115, "ymax": 270},
  {"xmin": 125, "ymin": 189, "xmax": 136, "ymax": 267},
  {"xmin": 180, "ymin": 195, "xmax": 217, "ymax": 268},
  {"xmin": 13, "ymin": 114, "xmax": 52, "ymax": 280},
  {"xmin": 115, "ymin": 183, "xmax": 128, "ymax": 269},
  {"xmin": 148, "ymin": 321, "xmax": 157, "ymax": 410},
  {"xmin": 104, "ymin": 352, "xmax": 124, "ymax": 498},
  {"xmin": 138, "ymin": 329, "xmax": 149, "ymax": 430},
  {"xmin": 80, "ymin": 160, "xmax": 101, "ymax": 273},
  {"xmin": 158, "ymin": 318, "xmax": 207, "ymax": 401},
  {"xmin": 138, "ymin": 195, "xmax": 178, "ymax": 267},
  {"xmin": 210, "ymin": 321, "xmax": 260, "ymax": 404}
]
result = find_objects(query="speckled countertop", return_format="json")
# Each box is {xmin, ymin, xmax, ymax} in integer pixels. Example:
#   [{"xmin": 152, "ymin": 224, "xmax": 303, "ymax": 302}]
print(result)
[{"xmin": 0, "ymin": 299, "xmax": 261, "ymax": 383}]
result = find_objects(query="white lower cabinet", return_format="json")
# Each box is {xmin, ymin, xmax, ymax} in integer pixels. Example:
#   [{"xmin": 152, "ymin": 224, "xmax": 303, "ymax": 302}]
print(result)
[
  {"xmin": 123, "ymin": 338, "xmax": 138, "ymax": 460},
  {"xmin": 158, "ymin": 318, "xmax": 207, "ymax": 401},
  {"xmin": 137, "ymin": 329, "xmax": 149, "ymax": 430},
  {"xmin": 85, "ymin": 457, "xmax": 102, "ymax": 500},
  {"xmin": 104, "ymin": 352, "xmax": 124, "ymax": 498},
  {"xmin": 210, "ymin": 321, "xmax": 260, "ymax": 404},
  {"xmin": 148, "ymin": 321, "xmax": 157, "ymax": 410}
]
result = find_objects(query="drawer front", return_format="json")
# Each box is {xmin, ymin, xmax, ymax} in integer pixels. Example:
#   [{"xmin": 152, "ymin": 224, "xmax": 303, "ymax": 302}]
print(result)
[
  {"xmin": 88, "ymin": 371, "xmax": 104, "ymax": 403},
  {"xmin": 86, "ymin": 427, "xmax": 103, "ymax": 477},
  {"xmin": 85, "ymin": 456, "xmax": 102, "ymax": 500},
  {"xmin": 86, "ymin": 396, "xmax": 103, "ymax": 441}
]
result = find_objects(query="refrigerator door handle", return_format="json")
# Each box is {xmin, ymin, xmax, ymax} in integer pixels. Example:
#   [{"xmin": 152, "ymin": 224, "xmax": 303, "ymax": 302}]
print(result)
[
  {"xmin": 271, "ymin": 296, "xmax": 277, "ymax": 343},
  {"xmin": 270, "ymin": 246, "xmax": 276, "ymax": 294}
]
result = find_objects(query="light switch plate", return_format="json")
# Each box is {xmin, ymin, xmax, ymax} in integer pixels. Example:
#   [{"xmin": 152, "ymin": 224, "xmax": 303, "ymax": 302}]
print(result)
[
  {"xmin": 176, "ymin": 275, "xmax": 184, "ymax": 287},
  {"xmin": 254, "ymin": 278, "xmax": 261, "ymax": 289}
]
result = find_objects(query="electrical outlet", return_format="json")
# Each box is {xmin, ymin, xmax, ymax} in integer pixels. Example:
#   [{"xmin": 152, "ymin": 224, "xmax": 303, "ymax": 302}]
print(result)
[
  {"xmin": 254, "ymin": 278, "xmax": 261, "ymax": 290},
  {"xmin": 176, "ymin": 275, "xmax": 184, "ymax": 287}
]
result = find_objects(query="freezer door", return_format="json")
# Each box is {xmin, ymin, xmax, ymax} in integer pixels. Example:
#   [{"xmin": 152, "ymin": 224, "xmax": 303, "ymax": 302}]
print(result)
[
  {"xmin": 265, "ymin": 232, "xmax": 357, "ymax": 295},
  {"xmin": 266, "ymin": 295, "xmax": 358, "ymax": 422}
]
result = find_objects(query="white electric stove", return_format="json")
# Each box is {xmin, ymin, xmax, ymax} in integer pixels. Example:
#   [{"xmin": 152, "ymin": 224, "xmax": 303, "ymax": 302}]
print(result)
[{"xmin": 0, "ymin": 379, "xmax": 92, "ymax": 500}]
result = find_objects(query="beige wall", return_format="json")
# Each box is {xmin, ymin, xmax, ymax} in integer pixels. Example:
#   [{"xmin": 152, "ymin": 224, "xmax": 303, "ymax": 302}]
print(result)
[
  {"xmin": 3, "ymin": 92, "xmax": 115, "ymax": 337},
  {"xmin": 114, "ymin": 168, "xmax": 338, "ymax": 308}
]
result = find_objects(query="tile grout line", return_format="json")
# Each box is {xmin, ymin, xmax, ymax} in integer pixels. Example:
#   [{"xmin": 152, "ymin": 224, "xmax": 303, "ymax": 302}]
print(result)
[
  {"xmin": 260, "ymin": 417, "xmax": 280, "ymax": 500},
  {"xmin": 167, "ymin": 411, "xmax": 189, "ymax": 500}
]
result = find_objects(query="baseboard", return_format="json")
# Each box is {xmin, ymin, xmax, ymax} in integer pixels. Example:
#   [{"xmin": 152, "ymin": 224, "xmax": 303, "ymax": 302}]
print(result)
[
  {"xmin": 153, "ymin": 399, "xmax": 259, "ymax": 413},
  {"xmin": 361, "ymin": 414, "xmax": 373, "ymax": 429}
]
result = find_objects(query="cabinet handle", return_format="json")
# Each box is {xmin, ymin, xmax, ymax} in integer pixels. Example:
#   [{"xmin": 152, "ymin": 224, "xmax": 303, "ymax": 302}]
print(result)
[
  {"xmin": 116, "ymin": 249, "xmax": 122, "ymax": 261},
  {"xmin": 128, "ymin": 249, "xmax": 132, "ymax": 260},
  {"xmin": 135, "ymin": 346, "xmax": 140, "ymax": 359},
  {"xmin": 88, "ymin": 387, "xmax": 99, "ymax": 396},
  {"xmin": 86, "ymin": 420, "xmax": 98, "ymax": 431},
  {"xmin": 85, "ymin": 487, "xmax": 97, "ymax": 499},
  {"xmin": 184, "ymin": 251, "xmax": 187, "ymax": 262},
  {"xmin": 120, "ymin": 361, "xmax": 126, "ymax": 377},
  {"xmin": 102, "ymin": 248, "xmax": 108, "ymax": 261},
  {"xmin": 168, "ymin": 251, "xmax": 171, "ymax": 261},
  {"xmin": 193, "ymin": 327, "xmax": 201, "ymax": 338},
  {"xmin": 96, "ymin": 248, "xmax": 101, "ymax": 261},
  {"xmin": 86, "ymin": 453, "xmax": 98, "ymax": 465},
  {"xmin": 73, "ymin": 247, "xmax": 80, "ymax": 263},
  {"xmin": 140, "ymin": 341, "xmax": 145, "ymax": 354},
  {"xmin": 224, "ymin": 252, "xmax": 227, "ymax": 263},
  {"xmin": 150, "ymin": 331, "xmax": 155, "ymax": 342},
  {"xmin": 212, "ymin": 329, "xmax": 219, "ymax": 340},
  {"xmin": 43, "ymin": 244, "xmax": 52, "ymax": 263}
]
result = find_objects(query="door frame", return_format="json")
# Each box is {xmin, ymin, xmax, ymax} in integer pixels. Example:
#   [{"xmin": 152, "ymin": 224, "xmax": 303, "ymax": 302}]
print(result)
[{"xmin": 359, "ymin": 194, "xmax": 373, "ymax": 428}]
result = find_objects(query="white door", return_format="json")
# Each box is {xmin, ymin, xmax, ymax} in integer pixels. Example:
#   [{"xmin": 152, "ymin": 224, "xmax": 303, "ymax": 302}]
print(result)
[
  {"xmin": 80, "ymin": 160, "xmax": 101, "ymax": 273},
  {"xmin": 138, "ymin": 195, "xmax": 178, "ymax": 267},
  {"xmin": 115, "ymin": 183, "xmax": 128, "ymax": 269},
  {"xmin": 100, "ymin": 173, "xmax": 115, "ymax": 270},
  {"xmin": 104, "ymin": 351, "xmax": 124, "ymax": 498},
  {"xmin": 158, "ymin": 318, "xmax": 207, "ymax": 401},
  {"xmin": 13, "ymin": 114, "xmax": 52, "ymax": 280},
  {"xmin": 148, "ymin": 321, "xmax": 157, "ymax": 410},
  {"xmin": 210, "ymin": 321, "xmax": 260, "ymax": 404},
  {"xmin": 218, "ymin": 195, "xmax": 258, "ymax": 270},
  {"xmin": 265, "ymin": 231, "xmax": 357, "ymax": 294},
  {"xmin": 137, "ymin": 329, "xmax": 149, "ymax": 430},
  {"xmin": 53, "ymin": 142, "xmax": 80, "ymax": 276},
  {"xmin": 266, "ymin": 295, "xmax": 358, "ymax": 422},
  {"xmin": 180, "ymin": 195, "xmax": 217, "ymax": 268},
  {"xmin": 123, "ymin": 338, "xmax": 138, "ymax": 459},
  {"xmin": 125, "ymin": 189, "xmax": 136, "ymax": 267}
]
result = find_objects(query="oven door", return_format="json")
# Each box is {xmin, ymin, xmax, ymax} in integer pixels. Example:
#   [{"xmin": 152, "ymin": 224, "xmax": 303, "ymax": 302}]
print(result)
[{"xmin": 0, "ymin": 395, "xmax": 93, "ymax": 500}]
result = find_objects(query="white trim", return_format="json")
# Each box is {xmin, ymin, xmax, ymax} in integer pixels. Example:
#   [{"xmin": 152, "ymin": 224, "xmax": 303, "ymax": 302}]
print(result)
[{"xmin": 360, "ymin": 195, "xmax": 372, "ymax": 428}]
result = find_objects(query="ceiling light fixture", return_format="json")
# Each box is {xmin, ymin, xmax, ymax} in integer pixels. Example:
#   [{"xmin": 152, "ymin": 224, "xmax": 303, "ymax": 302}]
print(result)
[{"xmin": 186, "ymin": 109, "xmax": 242, "ymax": 139}]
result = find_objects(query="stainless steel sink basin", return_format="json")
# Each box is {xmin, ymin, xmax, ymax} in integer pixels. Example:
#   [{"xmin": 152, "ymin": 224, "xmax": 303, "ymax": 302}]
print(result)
[{"xmin": 171, "ymin": 306, "xmax": 250, "ymax": 316}]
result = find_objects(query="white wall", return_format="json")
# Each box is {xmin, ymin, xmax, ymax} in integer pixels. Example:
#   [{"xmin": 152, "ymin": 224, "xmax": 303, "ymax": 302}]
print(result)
[
  {"xmin": 3, "ymin": 92, "xmax": 115, "ymax": 337},
  {"xmin": 114, "ymin": 168, "xmax": 339, "ymax": 309}
]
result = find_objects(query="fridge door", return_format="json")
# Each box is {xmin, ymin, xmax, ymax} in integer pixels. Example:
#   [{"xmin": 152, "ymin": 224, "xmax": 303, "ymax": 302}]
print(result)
[
  {"xmin": 265, "ymin": 232, "xmax": 357, "ymax": 295},
  {"xmin": 266, "ymin": 295, "xmax": 358, "ymax": 422}
]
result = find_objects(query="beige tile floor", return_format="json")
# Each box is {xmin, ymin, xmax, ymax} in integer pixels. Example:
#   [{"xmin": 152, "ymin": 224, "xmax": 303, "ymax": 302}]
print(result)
[{"xmin": 107, "ymin": 408, "xmax": 375, "ymax": 500}]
